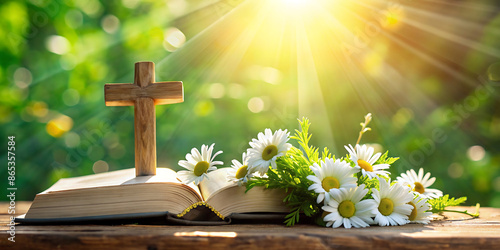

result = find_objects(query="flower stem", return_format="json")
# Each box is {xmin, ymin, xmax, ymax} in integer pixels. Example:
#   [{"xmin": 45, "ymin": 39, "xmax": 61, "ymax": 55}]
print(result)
[
  {"xmin": 431, "ymin": 209, "xmax": 479, "ymax": 218},
  {"xmin": 356, "ymin": 113, "xmax": 372, "ymax": 145},
  {"xmin": 355, "ymin": 132, "xmax": 363, "ymax": 145}
]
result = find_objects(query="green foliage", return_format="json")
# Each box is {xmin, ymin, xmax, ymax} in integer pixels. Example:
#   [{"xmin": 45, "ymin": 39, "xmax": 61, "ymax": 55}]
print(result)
[
  {"xmin": 356, "ymin": 174, "xmax": 379, "ymax": 199},
  {"xmin": 246, "ymin": 118, "xmax": 325, "ymax": 226},
  {"xmin": 428, "ymin": 195, "xmax": 467, "ymax": 211},
  {"xmin": 290, "ymin": 118, "xmax": 322, "ymax": 165},
  {"xmin": 428, "ymin": 195, "xmax": 479, "ymax": 218},
  {"xmin": 375, "ymin": 151, "xmax": 399, "ymax": 166}
]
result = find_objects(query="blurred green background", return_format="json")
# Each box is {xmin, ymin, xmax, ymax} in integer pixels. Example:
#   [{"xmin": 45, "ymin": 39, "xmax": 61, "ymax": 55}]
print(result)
[{"xmin": 1, "ymin": 0, "xmax": 500, "ymax": 207}]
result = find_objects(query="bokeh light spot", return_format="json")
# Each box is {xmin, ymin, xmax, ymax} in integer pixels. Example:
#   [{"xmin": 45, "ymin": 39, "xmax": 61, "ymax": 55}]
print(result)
[
  {"xmin": 28, "ymin": 101, "xmax": 49, "ymax": 118},
  {"xmin": 75, "ymin": 0, "xmax": 102, "ymax": 17},
  {"xmin": 209, "ymin": 83, "xmax": 225, "ymax": 99},
  {"xmin": 46, "ymin": 35, "xmax": 71, "ymax": 55},
  {"xmin": 46, "ymin": 115, "xmax": 73, "ymax": 137},
  {"xmin": 261, "ymin": 67, "xmax": 282, "ymax": 84},
  {"xmin": 163, "ymin": 27, "xmax": 186, "ymax": 52},
  {"xmin": 380, "ymin": 5, "xmax": 405, "ymax": 30},
  {"xmin": 14, "ymin": 67, "xmax": 32, "ymax": 89},
  {"xmin": 93, "ymin": 160, "xmax": 109, "ymax": 174},
  {"xmin": 467, "ymin": 145, "xmax": 485, "ymax": 161},
  {"xmin": 64, "ymin": 132, "xmax": 81, "ymax": 148},
  {"xmin": 62, "ymin": 88, "xmax": 80, "ymax": 106},
  {"xmin": 248, "ymin": 97, "xmax": 265, "ymax": 113},
  {"xmin": 101, "ymin": 15, "xmax": 120, "ymax": 34}
]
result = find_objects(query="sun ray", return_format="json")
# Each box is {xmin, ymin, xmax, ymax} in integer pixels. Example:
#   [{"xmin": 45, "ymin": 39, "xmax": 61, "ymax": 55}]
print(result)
[
  {"xmin": 356, "ymin": 0, "xmax": 500, "ymax": 58},
  {"xmin": 295, "ymin": 11, "xmax": 335, "ymax": 150}
]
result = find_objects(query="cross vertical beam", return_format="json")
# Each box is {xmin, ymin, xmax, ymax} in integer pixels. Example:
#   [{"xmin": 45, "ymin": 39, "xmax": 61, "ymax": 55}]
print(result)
[
  {"xmin": 134, "ymin": 62, "xmax": 156, "ymax": 176},
  {"xmin": 104, "ymin": 62, "xmax": 184, "ymax": 176}
]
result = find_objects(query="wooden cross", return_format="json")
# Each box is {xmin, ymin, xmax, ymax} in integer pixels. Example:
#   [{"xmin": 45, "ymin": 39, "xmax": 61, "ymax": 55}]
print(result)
[{"xmin": 104, "ymin": 62, "xmax": 183, "ymax": 176}]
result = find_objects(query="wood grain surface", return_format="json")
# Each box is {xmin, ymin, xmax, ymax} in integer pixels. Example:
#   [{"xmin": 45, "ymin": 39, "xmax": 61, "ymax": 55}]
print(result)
[
  {"xmin": 1, "ymin": 202, "xmax": 499, "ymax": 249},
  {"xmin": 134, "ymin": 97, "xmax": 156, "ymax": 176},
  {"xmin": 103, "ymin": 62, "xmax": 183, "ymax": 176}
]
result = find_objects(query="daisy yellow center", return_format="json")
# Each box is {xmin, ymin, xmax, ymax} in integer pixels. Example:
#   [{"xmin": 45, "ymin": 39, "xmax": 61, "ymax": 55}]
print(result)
[
  {"xmin": 408, "ymin": 201, "xmax": 417, "ymax": 221},
  {"xmin": 413, "ymin": 182, "xmax": 425, "ymax": 194},
  {"xmin": 194, "ymin": 161, "xmax": 210, "ymax": 176},
  {"xmin": 321, "ymin": 177, "xmax": 340, "ymax": 191},
  {"xmin": 338, "ymin": 200, "xmax": 356, "ymax": 218},
  {"xmin": 357, "ymin": 159, "xmax": 373, "ymax": 172},
  {"xmin": 235, "ymin": 165, "xmax": 248, "ymax": 179},
  {"xmin": 262, "ymin": 145, "xmax": 278, "ymax": 161},
  {"xmin": 378, "ymin": 198, "xmax": 394, "ymax": 216}
]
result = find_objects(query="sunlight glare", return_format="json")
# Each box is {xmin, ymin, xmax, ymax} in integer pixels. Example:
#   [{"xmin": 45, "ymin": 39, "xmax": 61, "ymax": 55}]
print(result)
[
  {"xmin": 174, "ymin": 231, "xmax": 237, "ymax": 238},
  {"xmin": 163, "ymin": 27, "xmax": 186, "ymax": 52},
  {"xmin": 380, "ymin": 4, "xmax": 405, "ymax": 30},
  {"xmin": 277, "ymin": 0, "xmax": 319, "ymax": 14},
  {"xmin": 283, "ymin": 0, "xmax": 308, "ymax": 7}
]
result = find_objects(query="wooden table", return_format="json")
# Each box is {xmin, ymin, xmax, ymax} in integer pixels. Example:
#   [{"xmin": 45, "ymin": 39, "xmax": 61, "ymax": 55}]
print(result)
[{"xmin": 1, "ymin": 202, "xmax": 499, "ymax": 249}]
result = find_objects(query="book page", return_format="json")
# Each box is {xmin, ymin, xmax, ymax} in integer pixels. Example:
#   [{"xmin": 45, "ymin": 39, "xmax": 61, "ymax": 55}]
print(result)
[
  {"xmin": 199, "ymin": 168, "xmax": 237, "ymax": 200},
  {"xmin": 43, "ymin": 167, "xmax": 202, "ymax": 199},
  {"xmin": 206, "ymin": 186, "xmax": 289, "ymax": 217},
  {"xmin": 25, "ymin": 168, "xmax": 205, "ymax": 219}
]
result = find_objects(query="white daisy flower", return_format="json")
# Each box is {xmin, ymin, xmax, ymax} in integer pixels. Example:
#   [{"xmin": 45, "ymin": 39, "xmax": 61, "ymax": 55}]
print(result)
[
  {"xmin": 247, "ymin": 128, "xmax": 292, "ymax": 174},
  {"xmin": 227, "ymin": 152, "xmax": 254, "ymax": 185},
  {"xmin": 344, "ymin": 144, "xmax": 390, "ymax": 179},
  {"xmin": 177, "ymin": 143, "xmax": 223, "ymax": 185},
  {"xmin": 307, "ymin": 158, "xmax": 358, "ymax": 204},
  {"xmin": 322, "ymin": 184, "xmax": 377, "ymax": 228},
  {"xmin": 396, "ymin": 168, "xmax": 443, "ymax": 199},
  {"xmin": 408, "ymin": 193, "xmax": 433, "ymax": 224},
  {"xmin": 372, "ymin": 178, "xmax": 413, "ymax": 226}
]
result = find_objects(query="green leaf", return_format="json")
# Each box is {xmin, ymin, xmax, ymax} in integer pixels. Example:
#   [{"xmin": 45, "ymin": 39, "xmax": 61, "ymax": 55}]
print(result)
[
  {"xmin": 375, "ymin": 151, "xmax": 399, "ymax": 165},
  {"xmin": 428, "ymin": 195, "xmax": 466, "ymax": 211},
  {"xmin": 427, "ymin": 195, "xmax": 479, "ymax": 218}
]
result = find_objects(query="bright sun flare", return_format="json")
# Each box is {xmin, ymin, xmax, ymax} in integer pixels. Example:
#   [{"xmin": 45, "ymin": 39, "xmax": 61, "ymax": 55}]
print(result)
[{"xmin": 283, "ymin": 0, "xmax": 309, "ymax": 6}]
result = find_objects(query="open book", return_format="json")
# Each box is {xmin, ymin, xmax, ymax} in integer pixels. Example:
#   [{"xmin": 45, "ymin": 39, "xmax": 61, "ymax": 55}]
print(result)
[{"xmin": 17, "ymin": 168, "xmax": 288, "ymax": 225}]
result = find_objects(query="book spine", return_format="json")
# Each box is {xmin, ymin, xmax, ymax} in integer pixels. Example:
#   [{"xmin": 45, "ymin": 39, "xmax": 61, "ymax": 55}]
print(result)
[{"xmin": 177, "ymin": 202, "xmax": 225, "ymax": 220}]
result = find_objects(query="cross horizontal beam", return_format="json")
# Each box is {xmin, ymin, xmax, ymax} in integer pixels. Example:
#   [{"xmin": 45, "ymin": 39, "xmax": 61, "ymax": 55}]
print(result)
[
  {"xmin": 104, "ymin": 61, "xmax": 184, "ymax": 176},
  {"xmin": 104, "ymin": 82, "xmax": 183, "ymax": 106}
]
